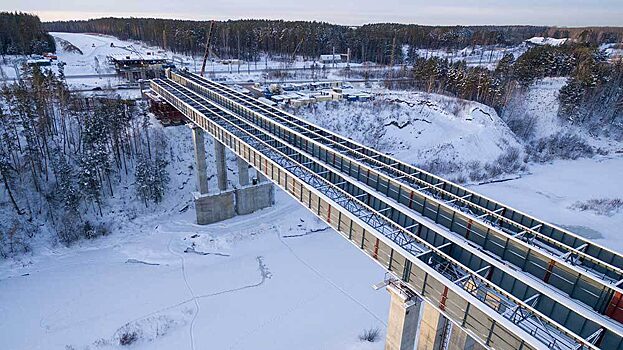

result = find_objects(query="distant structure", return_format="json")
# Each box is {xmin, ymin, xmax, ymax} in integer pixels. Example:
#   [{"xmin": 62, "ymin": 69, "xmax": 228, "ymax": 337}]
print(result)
[
  {"xmin": 107, "ymin": 53, "xmax": 169, "ymax": 82},
  {"xmin": 26, "ymin": 58, "xmax": 52, "ymax": 67},
  {"xmin": 26, "ymin": 54, "xmax": 54, "ymax": 67},
  {"xmin": 319, "ymin": 54, "xmax": 342, "ymax": 64},
  {"xmin": 249, "ymin": 81, "xmax": 372, "ymax": 106},
  {"xmin": 524, "ymin": 36, "xmax": 569, "ymax": 47}
]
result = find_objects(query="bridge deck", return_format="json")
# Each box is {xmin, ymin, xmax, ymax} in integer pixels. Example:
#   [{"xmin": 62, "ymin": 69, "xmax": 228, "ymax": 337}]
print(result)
[
  {"xmin": 187, "ymin": 73, "xmax": 623, "ymax": 282},
  {"xmin": 170, "ymin": 71, "xmax": 623, "ymax": 317},
  {"xmin": 173, "ymin": 70, "xmax": 623, "ymax": 284},
  {"xmin": 150, "ymin": 74, "xmax": 623, "ymax": 350}
]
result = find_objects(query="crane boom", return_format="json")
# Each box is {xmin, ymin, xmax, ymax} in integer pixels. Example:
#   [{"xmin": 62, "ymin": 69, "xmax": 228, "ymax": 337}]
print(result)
[
  {"xmin": 292, "ymin": 37, "xmax": 304, "ymax": 62},
  {"xmin": 200, "ymin": 21, "xmax": 216, "ymax": 77}
]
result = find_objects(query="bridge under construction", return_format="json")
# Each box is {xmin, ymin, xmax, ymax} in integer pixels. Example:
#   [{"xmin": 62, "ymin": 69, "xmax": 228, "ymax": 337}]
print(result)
[{"xmin": 149, "ymin": 69, "xmax": 623, "ymax": 350}]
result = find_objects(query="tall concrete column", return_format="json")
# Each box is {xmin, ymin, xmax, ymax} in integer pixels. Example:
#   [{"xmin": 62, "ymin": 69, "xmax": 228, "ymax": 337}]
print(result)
[
  {"xmin": 417, "ymin": 303, "xmax": 448, "ymax": 350},
  {"xmin": 385, "ymin": 285, "xmax": 421, "ymax": 350},
  {"xmin": 214, "ymin": 139, "xmax": 227, "ymax": 191},
  {"xmin": 237, "ymin": 156, "xmax": 250, "ymax": 187},
  {"xmin": 448, "ymin": 325, "xmax": 486, "ymax": 350},
  {"xmin": 191, "ymin": 125, "xmax": 209, "ymax": 195}
]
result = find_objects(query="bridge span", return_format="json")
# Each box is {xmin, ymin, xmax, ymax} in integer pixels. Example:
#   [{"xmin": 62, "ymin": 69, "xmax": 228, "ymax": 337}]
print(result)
[{"xmin": 149, "ymin": 70, "xmax": 623, "ymax": 350}]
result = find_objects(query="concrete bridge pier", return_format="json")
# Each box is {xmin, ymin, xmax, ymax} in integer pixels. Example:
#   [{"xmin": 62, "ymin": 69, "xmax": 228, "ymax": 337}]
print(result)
[
  {"xmin": 235, "ymin": 159, "xmax": 274, "ymax": 215},
  {"xmin": 385, "ymin": 285, "xmax": 486, "ymax": 350},
  {"xmin": 254, "ymin": 167, "xmax": 267, "ymax": 184},
  {"xmin": 214, "ymin": 140, "xmax": 228, "ymax": 191},
  {"xmin": 385, "ymin": 285, "xmax": 422, "ymax": 350},
  {"xmin": 417, "ymin": 305, "xmax": 486, "ymax": 350},
  {"xmin": 237, "ymin": 156, "xmax": 250, "ymax": 186},
  {"xmin": 191, "ymin": 129, "xmax": 235, "ymax": 225},
  {"xmin": 416, "ymin": 303, "xmax": 448, "ymax": 350},
  {"xmin": 447, "ymin": 324, "xmax": 486, "ymax": 350},
  {"xmin": 190, "ymin": 125, "xmax": 274, "ymax": 225},
  {"xmin": 190, "ymin": 124, "xmax": 209, "ymax": 195}
]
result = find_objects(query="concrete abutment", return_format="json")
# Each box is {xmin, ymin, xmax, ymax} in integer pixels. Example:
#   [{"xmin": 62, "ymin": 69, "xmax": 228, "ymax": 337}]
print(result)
[
  {"xmin": 193, "ymin": 190, "xmax": 236, "ymax": 225},
  {"xmin": 190, "ymin": 126, "xmax": 274, "ymax": 225},
  {"xmin": 235, "ymin": 182, "xmax": 274, "ymax": 216},
  {"xmin": 384, "ymin": 283, "xmax": 486, "ymax": 350},
  {"xmin": 385, "ymin": 285, "xmax": 422, "ymax": 350}
]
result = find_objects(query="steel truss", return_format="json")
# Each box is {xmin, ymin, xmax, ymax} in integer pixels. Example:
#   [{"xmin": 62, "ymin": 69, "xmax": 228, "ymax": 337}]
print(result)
[{"xmin": 150, "ymin": 77, "xmax": 621, "ymax": 350}]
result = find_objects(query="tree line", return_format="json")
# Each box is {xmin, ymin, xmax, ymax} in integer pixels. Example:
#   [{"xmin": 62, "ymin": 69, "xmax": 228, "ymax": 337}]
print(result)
[
  {"xmin": 0, "ymin": 63, "xmax": 170, "ymax": 257},
  {"xmin": 0, "ymin": 12, "xmax": 55, "ymax": 55},
  {"xmin": 44, "ymin": 18, "xmax": 553, "ymax": 63},
  {"xmin": 403, "ymin": 43, "xmax": 623, "ymax": 139}
]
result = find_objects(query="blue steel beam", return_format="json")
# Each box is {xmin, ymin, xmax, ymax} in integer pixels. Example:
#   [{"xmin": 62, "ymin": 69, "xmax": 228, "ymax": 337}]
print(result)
[
  {"xmin": 170, "ymin": 71, "xmax": 623, "ymax": 332},
  {"xmin": 151, "ymin": 78, "xmax": 618, "ymax": 350},
  {"xmin": 176, "ymin": 70, "xmax": 623, "ymax": 285}
]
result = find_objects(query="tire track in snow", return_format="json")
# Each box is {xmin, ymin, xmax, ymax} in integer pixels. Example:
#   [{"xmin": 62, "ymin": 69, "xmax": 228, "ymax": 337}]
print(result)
[
  {"xmin": 119, "ymin": 250, "xmax": 269, "ymax": 346},
  {"xmin": 230, "ymin": 226, "xmax": 386, "ymax": 349},
  {"xmin": 168, "ymin": 238, "xmax": 200, "ymax": 350},
  {"xmin": 275, "ymin": 225, "xmax": 386, "ymax": 326}
]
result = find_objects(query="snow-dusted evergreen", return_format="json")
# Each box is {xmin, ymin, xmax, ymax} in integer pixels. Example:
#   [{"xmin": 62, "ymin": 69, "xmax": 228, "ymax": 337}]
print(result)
[{"xmin": 0, "ymin": 64, "xmax": 173, "ymax": 255}]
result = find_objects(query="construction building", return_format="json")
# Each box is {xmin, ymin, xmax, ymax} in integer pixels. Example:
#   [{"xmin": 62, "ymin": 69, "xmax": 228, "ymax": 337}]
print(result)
[
  {"xmin": 319, "ymin": 54, "xmax": 342, "ymax": 64},
  {"xmin": 107, "ymin": 53, "xmax": 169, "ymax": 82}
]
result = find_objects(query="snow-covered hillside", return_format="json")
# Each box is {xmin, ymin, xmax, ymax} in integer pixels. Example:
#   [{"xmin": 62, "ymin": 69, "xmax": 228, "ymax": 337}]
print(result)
[
  {"xmin": 291, "ymin": 91, "xmax": 524, "ymax": 182},
  {"xmin": 525, "ymin": 36, "xmax": 568, "ymax": 46},
  {"xmin": 0, "ymin": 117, "xmax": 389, "ymax": 350}
]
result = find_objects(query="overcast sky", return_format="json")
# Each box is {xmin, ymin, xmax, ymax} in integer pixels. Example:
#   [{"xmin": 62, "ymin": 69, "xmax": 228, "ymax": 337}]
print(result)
[{"xmin": 2, "ymin": 0, "xmax": 622, "ymax": 26}]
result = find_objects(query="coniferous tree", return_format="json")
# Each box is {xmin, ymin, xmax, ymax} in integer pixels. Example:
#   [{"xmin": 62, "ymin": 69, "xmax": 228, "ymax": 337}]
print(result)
[{"xmin": 0, "ymin": 12, "xmax": 55, "ymax": 55}]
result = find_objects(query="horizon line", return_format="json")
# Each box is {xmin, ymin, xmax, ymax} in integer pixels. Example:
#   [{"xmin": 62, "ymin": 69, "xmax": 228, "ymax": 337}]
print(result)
[{"xmin": 38, "ymin": 15, "xmax": 623, "ymax": 30}]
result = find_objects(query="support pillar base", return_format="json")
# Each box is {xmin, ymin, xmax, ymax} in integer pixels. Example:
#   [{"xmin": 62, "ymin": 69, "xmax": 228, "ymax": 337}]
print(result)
[
  {"xmin": 193, "ymin": 190, "xmax": 235, "ymax": 225},
  {"xmin": 235, "ymin": 182, "xmax": 274, "ymax": 215},
  {"xmin": 385, "ymin": 284, "xmax": 421, "ymax": 350}
]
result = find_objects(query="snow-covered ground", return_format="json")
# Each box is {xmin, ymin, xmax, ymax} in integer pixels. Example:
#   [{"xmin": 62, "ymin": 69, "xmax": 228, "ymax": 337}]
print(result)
[
  {"xmin": 0, "ymin": 119, "xmax": 389, "ymax": 350},
  {"xmin": 0, "ymin": 190, "xmax": 388, "ymax": 350},
  {"xmin": 411, "ymin": 44, "xmax": 527, "ymax": 70},
  {"xmin": 473, "ymin": 154, "xmax": 623, "ymax": 252},
  {"xmin": 525, "ymin": 37, "xmax": 568, "ymax": 47},
  {"xmin": 600, "ymin": 42, "xmax": 623, "ymax": 61},
  {"xmin": 0, "ymin": 32, "xmax": 365, "ymax": 92},
  {"xmin": 290, "ymin": 90, "xmax": 523, "ymax": 180},
  {"xmin": 2, "ymin": 126, "xmax": 621, "ymax": 349},
  {"xmin": 2, "ymin": 32, "xmax": 623, "ymax": 350}
]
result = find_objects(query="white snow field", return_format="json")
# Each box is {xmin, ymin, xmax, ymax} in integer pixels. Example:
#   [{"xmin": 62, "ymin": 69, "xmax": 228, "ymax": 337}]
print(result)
[
  {"xmin": 2, "ymin": 32, "xmax": 623, "ymax": 350},
  {"xmin": 474, "ymin": 155, "xmax": 623, "ymax": 253},
  {"xmin": 0, "ymin": 119, "xmax": 388, "ymax": 350},
  {"xmin": 43, "ymin": 32, "xmax": 363, "ymax": 91},
  {"xmin": 525, "ymin": 37, "xmax": 568, "ymax": 47},
  {"xmin": 0, "ymin": 190, "xmax": 388, "ymax": 350},
  {"xmin": 291, "ymin": 90, "xmax": 523, "ymax": 173},
  {"xmin": 1, "ymin": 122, "xmax": 621, "ymax": 350},
  {"xmin": 2, "ymin": 140, "xmax": 620, "ymax": 350}
]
